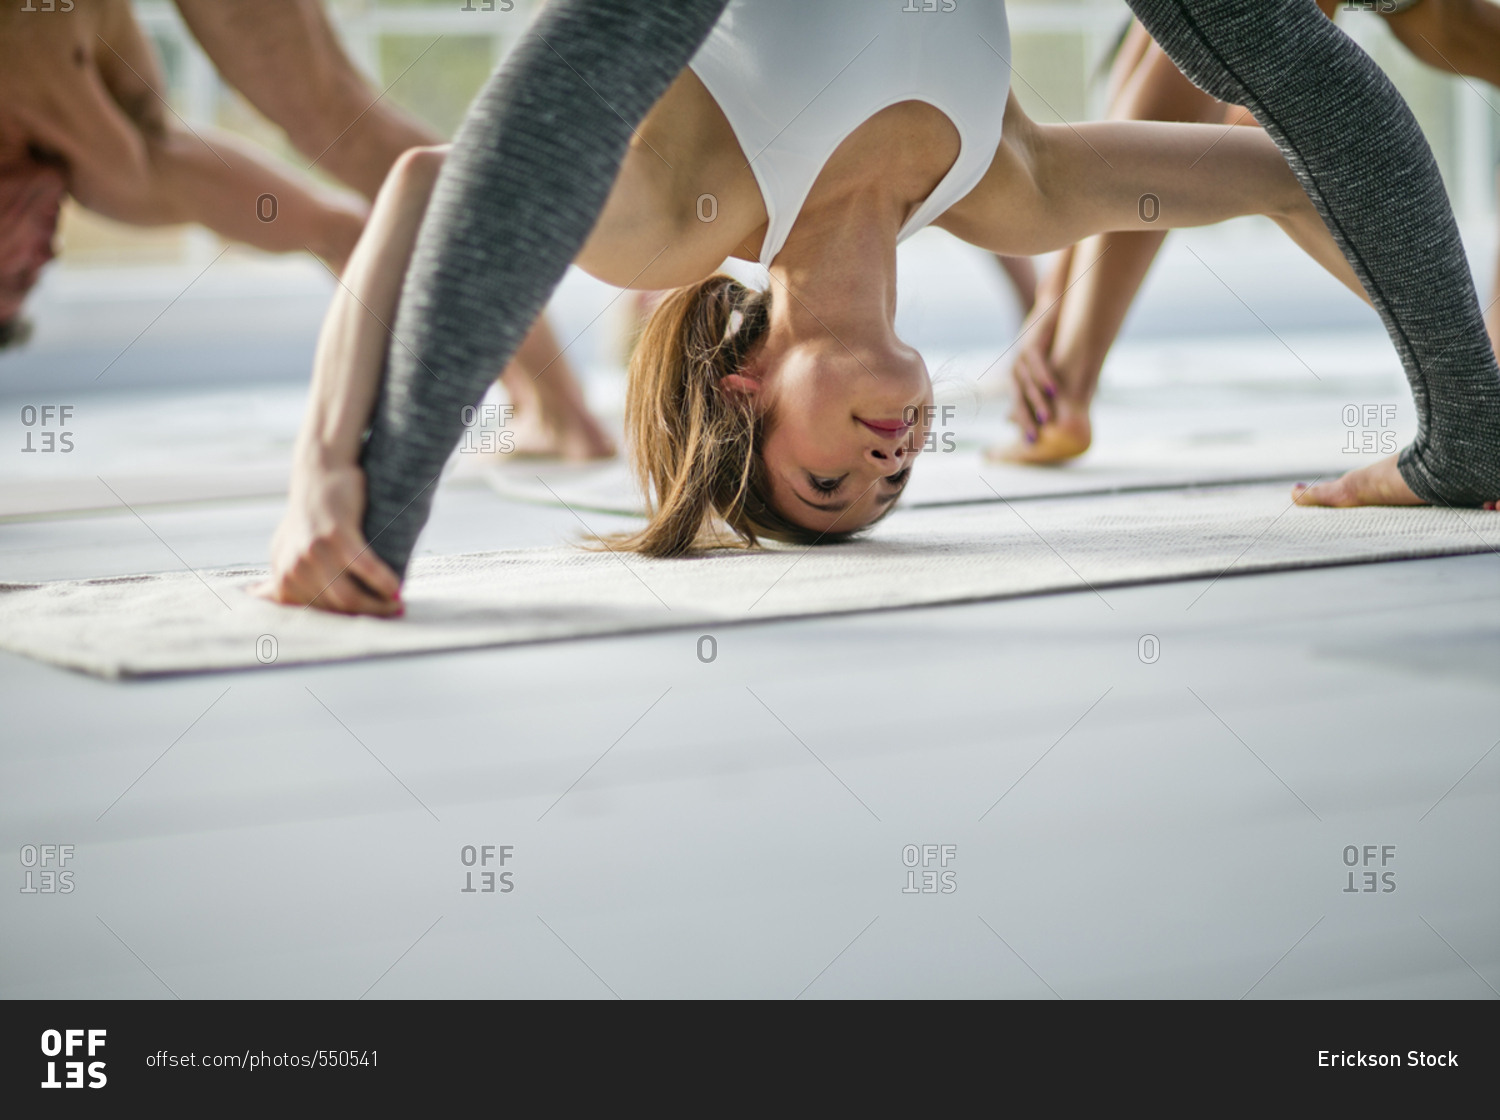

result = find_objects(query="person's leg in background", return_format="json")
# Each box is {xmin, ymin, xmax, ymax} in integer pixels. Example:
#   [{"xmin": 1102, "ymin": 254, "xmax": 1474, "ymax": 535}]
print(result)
[
  {"xmin": 993, "ymin": 254, "xmax": 1037, "ymax": 318},
  {"xmin": 1001, "ymin": 0, "xmax": 1500, "ymax": 479},
  {"xmin": 82, "ymin": 2, "xmax": 367, "ymax": 269},
  {"xmin": 497, "ymin": 313, "xmax": 615, "ymax": 460},
  {"xmin": 1114, "ymin": 0, "xmax": 1500, "ymax": 508},
  {"xmin": 993, "ymin": 20, "xmax": 1242, "ymax": 463},
  {"xmin": 174, "ymin": 0, "xmax": 612, "ymax": 460},
  {"xmin": 985, "ymin": 17, "xmax": 1168, "ymax": 380}
]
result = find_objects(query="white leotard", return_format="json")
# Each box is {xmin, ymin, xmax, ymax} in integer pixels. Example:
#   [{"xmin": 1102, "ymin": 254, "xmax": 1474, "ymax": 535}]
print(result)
[{"xmin": 689, "ymin": 0, "xmax": 1012, "ymax": 267}]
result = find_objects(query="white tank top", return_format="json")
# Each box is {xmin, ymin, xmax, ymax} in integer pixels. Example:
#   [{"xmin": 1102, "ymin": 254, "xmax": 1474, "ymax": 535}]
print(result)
[{"xmin": 689, "ymin": 0, "xmax": 1012, "ymax": 268}]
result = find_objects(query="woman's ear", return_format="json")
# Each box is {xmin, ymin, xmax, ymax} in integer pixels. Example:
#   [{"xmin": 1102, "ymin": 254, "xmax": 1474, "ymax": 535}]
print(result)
[{"xmin": 718, "ymin": 372, "xmax": 761, "ymax": 398}]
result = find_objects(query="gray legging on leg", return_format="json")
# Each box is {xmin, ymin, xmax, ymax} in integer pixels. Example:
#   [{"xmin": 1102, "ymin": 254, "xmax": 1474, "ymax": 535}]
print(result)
[
  {"xmin": 358, "ymin": 0, "xmax": 729, "ymax": 578},
  {"xmin": 1126, "ymin": 0, "xmax": 1500, "ymax": 507}
]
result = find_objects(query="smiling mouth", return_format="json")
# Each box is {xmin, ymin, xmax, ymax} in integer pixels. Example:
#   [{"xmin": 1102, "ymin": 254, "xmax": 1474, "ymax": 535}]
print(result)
[{"xmin": 859, "ymin": 418, "xmax": 911, "ymax": 437}]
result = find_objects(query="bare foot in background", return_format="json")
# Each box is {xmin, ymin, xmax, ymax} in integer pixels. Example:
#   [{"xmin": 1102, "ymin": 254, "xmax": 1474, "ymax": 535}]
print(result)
[
  {"xmin": 501, "ymin": 377, "xmax": 616, "ymax": 461},
  {"xmin": 987, "ymin": 395, "xmax": 1092, "ymax": 464},
  {"xmin": 491, "ymin": 316, "xmax": 617, "ymax": 462}
]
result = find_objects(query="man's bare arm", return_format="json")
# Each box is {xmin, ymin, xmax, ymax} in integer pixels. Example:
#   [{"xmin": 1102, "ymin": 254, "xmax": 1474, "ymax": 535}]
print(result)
[
  {"xmin": 172, "ymin": 0, "xmax": 438, "ymax": 199},
  {"xmin": 77, "ymin": 2, "xmax": 366, "ymax": 270}
]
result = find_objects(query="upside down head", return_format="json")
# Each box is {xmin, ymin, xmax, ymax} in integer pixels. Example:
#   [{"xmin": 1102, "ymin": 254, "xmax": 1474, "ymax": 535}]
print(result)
[{"xmin": 607, "ymin": 274, "xmax": 932, "ymax": 557}]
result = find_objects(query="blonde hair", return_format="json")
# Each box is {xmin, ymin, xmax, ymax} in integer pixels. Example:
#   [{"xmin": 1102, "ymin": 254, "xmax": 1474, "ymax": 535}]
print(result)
[{"xmin": 601, "ymin": 274, "xmax": 864, "ymax": 558}]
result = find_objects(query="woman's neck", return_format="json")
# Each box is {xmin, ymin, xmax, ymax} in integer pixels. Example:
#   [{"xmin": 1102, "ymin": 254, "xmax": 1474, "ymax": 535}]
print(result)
[{"xmin": 765, "ymin": 184, "xmax": 903, "ymax": 353}]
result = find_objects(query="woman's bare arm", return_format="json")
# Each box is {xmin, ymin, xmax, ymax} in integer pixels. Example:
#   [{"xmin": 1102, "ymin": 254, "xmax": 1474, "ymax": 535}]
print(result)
[
  {"xmin": 172, "ymin": 0, "xmax": 438, "ymax": 199},
  {"xmin": 297, "ymin": 146, "xmax": 448, "ymax": 471},
  {"xmin": 945, "ymin": 97, "xmax": 1368, "ymax": 302},
  {"xmin": 256, "ymin": 146, "xmax": 448, "ymax": 615}
]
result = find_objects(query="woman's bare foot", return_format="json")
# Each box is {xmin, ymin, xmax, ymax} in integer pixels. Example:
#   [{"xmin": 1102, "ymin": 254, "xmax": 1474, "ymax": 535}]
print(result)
[
  {"xmin": 1291, "ymin": 453, "xmax": 1423, "ymax": 507},
  {"xmin": 987, "ymin": 396, "xmax": 1092, "ymax": 464},
  {"xmin": 500, "ymin": 397, "xmax": 616, "ymax": 462}
]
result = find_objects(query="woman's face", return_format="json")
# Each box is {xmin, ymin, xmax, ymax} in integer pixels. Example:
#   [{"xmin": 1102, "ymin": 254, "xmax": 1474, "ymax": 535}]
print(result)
[
  {"xmin": 0, "ymin": 159, "xmax": 66, "ymax": 324},
  {"xmin": 750, "ymin": 334, "xmax": 935, "ymax": 533}
]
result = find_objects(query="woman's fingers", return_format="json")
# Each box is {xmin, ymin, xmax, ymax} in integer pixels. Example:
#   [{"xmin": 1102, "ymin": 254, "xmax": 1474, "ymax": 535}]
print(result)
[
  {"xmin": 1021, "ymin": 346, "xmax": 1060, "ymax": 398},
  {"xmin": 256, "ymin": 539, "xmax": 402, "ymax": 617},
  {"xmin": 1009, "ymin": 392, "xmax": 1038, "ymax": 440},
  {"xmin": 1032, "ymin": 351, "xmax": 1060, "ymax": 399},
  {"xmin": 307, "ymin": 535, "xmax": 402, "ymax": 616},
  {"xmin": 289, "ymin": 566, "xmax": 401, "ymax": 616},
  {"xmin": 322, "ymin": 575, "xmax": 403, "ymax": 617},
  {"xmin": 344, "ymin": 547, "xmax": 402, "ymax": 602},
  {"xmin": 1020, "ymin": 367, "xmax": 1051, "ymax": 426},
  {"xmin": 1010, "ymin": 351, "xmax": 1054, "ymax": 433}
]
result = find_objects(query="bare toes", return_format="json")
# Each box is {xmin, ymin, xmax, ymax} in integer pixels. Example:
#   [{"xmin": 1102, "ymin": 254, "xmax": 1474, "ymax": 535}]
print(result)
[{"xmin": 1293, "ymin": 480, "xmax": 1345, "ymax": 507}]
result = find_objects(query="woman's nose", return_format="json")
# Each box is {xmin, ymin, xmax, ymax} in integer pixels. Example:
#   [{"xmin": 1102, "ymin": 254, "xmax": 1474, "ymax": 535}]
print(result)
[{"xmin": 866, "ymin": 441, "xmax": 909, "ymax": 469}]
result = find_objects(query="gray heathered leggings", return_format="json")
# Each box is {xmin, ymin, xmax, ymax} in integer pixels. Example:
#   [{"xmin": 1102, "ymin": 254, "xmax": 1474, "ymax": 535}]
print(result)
[
  {"xmin": 358, "ymin": 0, "xmax": 729, "ymax": 577},
  {"xmin": 361, "ymin": 0, "xmax": 1499, "ymax": 578},
  {"xmin": 1126, "ymin": 0, "xmax": 1500, "ymax": 507}
]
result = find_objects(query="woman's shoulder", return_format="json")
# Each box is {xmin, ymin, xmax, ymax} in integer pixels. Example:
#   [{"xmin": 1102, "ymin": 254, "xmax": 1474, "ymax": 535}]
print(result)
[{"xmin": 575, "ymin": 73, "xmax": 767, "ymax": 289}]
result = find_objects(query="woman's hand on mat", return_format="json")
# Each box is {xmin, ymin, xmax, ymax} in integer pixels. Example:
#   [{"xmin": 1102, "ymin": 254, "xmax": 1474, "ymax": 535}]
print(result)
[
  {"xmin": 256, "ymin": 463, "xmax": 404, "ymax": 616},
  {"xmin": 1291, "ymin": 453, "xmax": 1424, "ymax": 508}
]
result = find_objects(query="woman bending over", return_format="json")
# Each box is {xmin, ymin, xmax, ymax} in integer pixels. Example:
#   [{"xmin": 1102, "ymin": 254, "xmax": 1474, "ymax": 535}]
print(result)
[{"xmin": 260, "ymin": 1, "xmax": 1390, "ymax": 615}]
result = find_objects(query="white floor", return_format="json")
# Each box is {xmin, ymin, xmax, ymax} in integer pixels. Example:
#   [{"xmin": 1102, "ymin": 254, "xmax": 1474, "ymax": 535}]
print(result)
[
  {"xmin": 1, "ymin": 226, "xmax": 1496, "ymax": 998},
  {"xmin": 2, "ymin": 475, "xmax": 1496, "ymax": 998}
]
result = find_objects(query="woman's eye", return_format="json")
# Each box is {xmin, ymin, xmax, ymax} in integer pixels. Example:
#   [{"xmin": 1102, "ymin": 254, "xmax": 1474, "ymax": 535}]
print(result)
[
  {"xmin": 810, "ymin": 475, "xmax": 843, "ymax": 494},
  {"xmin": 887, "ymin": 468, "xmax": 911, "ymax": 488}
]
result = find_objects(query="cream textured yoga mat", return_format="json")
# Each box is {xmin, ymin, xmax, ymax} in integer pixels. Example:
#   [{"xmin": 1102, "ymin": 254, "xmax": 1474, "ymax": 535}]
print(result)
[
  {"xmin": 480, "ymin": 442, "xmax": 1379, "ymax": 514},
  {"xmin": 2, "ymin": 484, "xmax": 1494, "ymax": 679}
]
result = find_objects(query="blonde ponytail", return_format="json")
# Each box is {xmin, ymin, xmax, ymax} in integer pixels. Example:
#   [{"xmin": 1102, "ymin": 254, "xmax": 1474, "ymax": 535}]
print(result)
[{"xmin": 600, "ymin": 274, "xmax": 850, "ymax": 557}]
